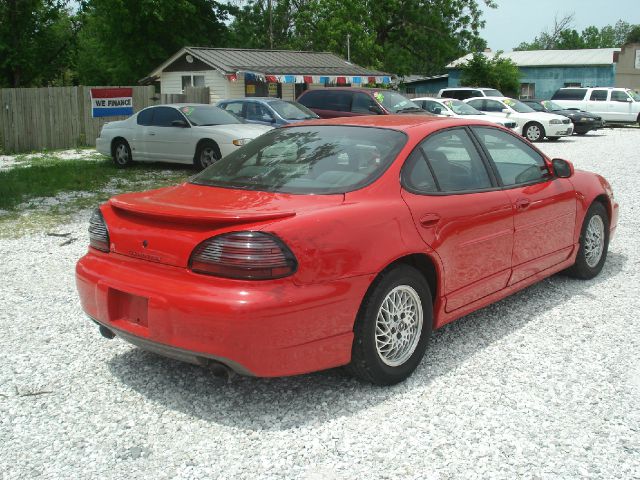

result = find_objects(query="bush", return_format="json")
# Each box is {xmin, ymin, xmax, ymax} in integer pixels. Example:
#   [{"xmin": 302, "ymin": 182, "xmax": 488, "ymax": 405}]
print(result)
[{"xmin": 459, "ymin": 52, "xmax": 521, "ymax": 98}]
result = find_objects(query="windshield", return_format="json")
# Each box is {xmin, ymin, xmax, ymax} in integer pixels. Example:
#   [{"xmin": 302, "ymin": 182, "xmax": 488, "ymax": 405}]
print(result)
[
  {"xmin": 180, "ymin": 105, "xmax": 242, "ymax": 126},
  {"xmin": 372, "ymin": 91, "xmax": 423, "ymax": 113},
  {"xmin": 191, "ymin": 126, "xmax": 407, "ymax": 194},
  {"xmin": 442, "ymin": 99, "xmax": 483, "ymax": 115},
  {"xmin": 269, "ymin": 100, "xmax": 319, "ymax": 120},
  {"xmin": 502, "ymin": 98, "xmax": 535, "ymax": 113},
  {"xmin": 541, "ymin": 100, "xmax": 566, "ymax": 111},
  {"xmin": 629, "ymin": 90, "xmax": 640, "ymax": 102}
]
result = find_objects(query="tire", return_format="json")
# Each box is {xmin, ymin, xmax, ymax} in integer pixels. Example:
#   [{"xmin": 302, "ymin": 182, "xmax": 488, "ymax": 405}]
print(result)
[
  {"xmin": 564, "ymin": 202, "xmax": 609, "ymax": 280},
  {"xmin": 195, "ymin": 140, "xmax": 221, "ymax": 170},
  {"xmin": 576, "ymin": 131, "xmax": 588, "ymax": 136},
  {"xmin": 547, "ymin": 136, "xmax": 560, "ymax": 141},
  {"xmin": 112, "ymin": 139, "xmax": 132, "ymax": 168},
  {"xmin": 346, "ymin": 265, "xmax": 433, "ymax": 385},
  {"xmin": 524, "ymin": 122, "xmax": 545, "ymax": 142}
]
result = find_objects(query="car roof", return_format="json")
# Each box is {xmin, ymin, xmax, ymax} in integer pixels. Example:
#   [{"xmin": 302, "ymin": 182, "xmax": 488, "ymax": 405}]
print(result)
[{"xmin": 441, "ymin": 87, "xmax": 495, "ymax": 91}]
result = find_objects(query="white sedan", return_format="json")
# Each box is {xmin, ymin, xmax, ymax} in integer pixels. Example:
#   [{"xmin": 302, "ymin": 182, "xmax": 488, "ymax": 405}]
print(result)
[
  {"xmin": 96, "ymin": 104, "xmax": 273, "ymax": 169},
  {"xmin": 412, "ymin": 97, "xmax": 520, "ymax": 133},
  {"xmin": 464, "ymin": 97, "xmax": 573, "ymax": 142}
]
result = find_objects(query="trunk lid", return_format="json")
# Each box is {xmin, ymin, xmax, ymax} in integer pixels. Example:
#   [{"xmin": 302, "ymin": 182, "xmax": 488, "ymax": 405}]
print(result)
[{"xmin": 102, "ymin": 183, "xmax": 343, "ymax": 268}]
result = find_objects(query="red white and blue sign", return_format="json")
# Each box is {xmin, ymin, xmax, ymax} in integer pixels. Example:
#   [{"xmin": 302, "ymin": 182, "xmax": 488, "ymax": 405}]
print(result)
[{"xmin": 90, "ymin": 88, "xmax": 134, "ymax": 117}]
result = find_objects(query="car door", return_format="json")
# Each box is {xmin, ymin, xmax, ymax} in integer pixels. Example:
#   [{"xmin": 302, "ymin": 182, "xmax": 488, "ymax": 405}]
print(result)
[
  {"xmin": 609, "ymin": 90, "xmax": 635, "ymax": 122},
  {"xmin": 144, "ymin": 106, "xmax": 193, "ymax": 163},
  {"xmin": 130, "ymin": 107, "xmax": 153, "ymax": 160},
  {"xmin": 471, "ymin": 126, "xmax": 577, "ymax": 284},
  {"xmin": 400, "ymin": 127, "xmax": 514, "ymax": 312},
  {"xmin": 585, "ymin": 89, "xmax": 609, "ymax": 119}
]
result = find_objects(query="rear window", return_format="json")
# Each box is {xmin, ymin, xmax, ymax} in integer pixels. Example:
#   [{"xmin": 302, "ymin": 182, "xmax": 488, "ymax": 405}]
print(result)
[
  {"xmin": 191, "ymin": 126, "xmax": 407, "ymax": 194},
  {"xmin": 552, "ymin": 88, "xmax": 587, "ymax": 100}
]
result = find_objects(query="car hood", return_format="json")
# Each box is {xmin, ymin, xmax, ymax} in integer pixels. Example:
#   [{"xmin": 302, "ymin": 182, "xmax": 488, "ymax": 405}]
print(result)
[
  {"xmin": 514, "ymin": 111, "xmax": 567, "ymax": 123},
  {"xmin": 193, "ymin": 123, "xmax": 272, "ymax": 137},
  {"xmin": 102, "ymin": 183, "xmax": 344, "ymax": 267},
  {"xmin": 551, "ymin": 109, "xmax": 601, "ymax": 119}
]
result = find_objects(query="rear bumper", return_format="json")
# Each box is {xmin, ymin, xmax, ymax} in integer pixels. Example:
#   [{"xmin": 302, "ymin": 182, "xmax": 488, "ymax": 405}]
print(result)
[
  {"xmin": 546, "ymin": 124, "xmax": 573, "ymax": 137},
  {"xmin": 76, "ymin": 250, "xmax": 370, "ymax": 377},
  {"xmin": 96, "ymin": 137, "xmax": 110, "ymax": 157}
]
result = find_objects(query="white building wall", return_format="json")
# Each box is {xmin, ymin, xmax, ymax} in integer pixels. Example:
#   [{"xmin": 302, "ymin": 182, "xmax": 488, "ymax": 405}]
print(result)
[
  {"xmin": 281, "ymin": 84, "xmax": 296, "ymax": 101},
  {"xmin": 160, "ymin": 71, "xmax": 183, "ymax": 94},
  {"xmin": 205, "ymin": 70, "xmax": 232, "ymax": 103}
]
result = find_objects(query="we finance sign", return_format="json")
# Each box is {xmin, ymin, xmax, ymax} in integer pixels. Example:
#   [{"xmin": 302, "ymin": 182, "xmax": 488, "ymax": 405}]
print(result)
[{"xmin": 90, "ymin": 88, "xmax": 134, "ymax": 117}]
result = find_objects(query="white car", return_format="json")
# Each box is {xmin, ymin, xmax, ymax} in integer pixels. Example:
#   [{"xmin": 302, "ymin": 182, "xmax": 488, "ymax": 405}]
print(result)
[
  {"xmin": 96, "ymin": 104, "xmax": 273, "ymax": 169},
  {"xmin": 412, "ymin": 97, "xmax": 520, "ymax": 133},
  {"xmin": 464, "ymin": 97, "xmax": 573, "ymax": 142}
]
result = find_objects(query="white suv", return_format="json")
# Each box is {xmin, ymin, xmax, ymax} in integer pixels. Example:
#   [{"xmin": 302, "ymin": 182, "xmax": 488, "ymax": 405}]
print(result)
[
  {"xmin": 437, "ymin": 87, "xmax": 504, "ymax": 100},
  {"xmin": 551, "ymin": 87, "xmax": 640, "ymax": 124}
]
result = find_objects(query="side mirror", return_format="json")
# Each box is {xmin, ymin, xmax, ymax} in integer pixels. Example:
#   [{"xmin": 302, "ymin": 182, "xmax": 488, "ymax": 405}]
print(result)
[
  {"xmin": 626, "ymin": 97, "xmax": 632, "ymax": 103},
  {"xmin": 552, "ymin": 158, "xmax": 574, "ymax": 178},
  {"xmin": 368, "ymin": 105, "xmax": 384, "ymax": 115},
  {"xmin": 433, "ymin": 107, "xmax": 442, "ymax": 115},
  {"xmin": 171, "ymin": 119, "xmax": 188, "ymax": 128},
  {"xmin": 501, "ymin": 108, "xmax": 510, "ymax": 114},
  {"xmin": 261, "ymin": 114, "xmax": 275, "ymax": 123}
]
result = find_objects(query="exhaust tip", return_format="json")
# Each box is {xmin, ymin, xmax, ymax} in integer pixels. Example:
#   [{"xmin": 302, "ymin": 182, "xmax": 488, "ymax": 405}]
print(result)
[
  {"xmin": 208, "ymin": 361, "xmax": 235, "ymax": 381},
  {"xmin": 99, "ymin": 325, "xmax": 116, "ymax": 339}
]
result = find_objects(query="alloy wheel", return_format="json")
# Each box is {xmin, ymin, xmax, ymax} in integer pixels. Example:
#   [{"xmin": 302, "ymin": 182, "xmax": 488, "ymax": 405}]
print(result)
[{"xmin": 584, "ymin": 214, "xmax": 605, "ymax": 268}]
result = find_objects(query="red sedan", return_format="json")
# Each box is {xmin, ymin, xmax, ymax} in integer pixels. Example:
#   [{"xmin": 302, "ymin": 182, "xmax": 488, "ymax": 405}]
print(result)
[{"xmin": 76, "ymin": 116, "xmax": 618, "ymax": 385}]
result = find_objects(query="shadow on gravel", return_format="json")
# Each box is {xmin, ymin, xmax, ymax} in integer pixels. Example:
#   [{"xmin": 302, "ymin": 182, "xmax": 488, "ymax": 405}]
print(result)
[{"xmin": 108, "ymin": 251, "xmax": 627, "ymax": 432}]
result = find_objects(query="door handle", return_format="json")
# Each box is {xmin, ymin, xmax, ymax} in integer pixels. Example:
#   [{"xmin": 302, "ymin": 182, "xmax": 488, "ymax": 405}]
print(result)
[
  {"xmin": 515, "ymin": 198, "xmax": 531, "ymax": 210},
  {"xmin": 148, "ymin": 131, "xmax": 156, "ymax": 136},
  {"xmin": 420, "ymin": 213, "xmax": 441, "ymax": 227}
]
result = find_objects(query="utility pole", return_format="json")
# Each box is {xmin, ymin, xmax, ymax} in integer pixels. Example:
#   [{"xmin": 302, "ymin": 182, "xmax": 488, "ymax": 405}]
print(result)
[
  {"xmin": 268, "ymin": 0, "xmax": 274, "ymax": 49},
  {"xmin": 347, "ymin": 33, "xmax": 351, "ymax": 62}
]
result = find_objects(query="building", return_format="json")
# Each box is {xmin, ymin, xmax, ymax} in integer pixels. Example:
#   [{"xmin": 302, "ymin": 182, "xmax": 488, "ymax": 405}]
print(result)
[
  {"xmin": 616, "ymin": 43, "xmax": 640, "ymax": 90},
  {"xmin": 446, "ymin": 48, "xmax": 623, "ymax": 99},
  {"xmin": 399, "ymin": 74, "xmax": 449, "ymax": 96},
  {"xmin": 143, "ymin": 47, "xmax": 392, "ymax": 103}
]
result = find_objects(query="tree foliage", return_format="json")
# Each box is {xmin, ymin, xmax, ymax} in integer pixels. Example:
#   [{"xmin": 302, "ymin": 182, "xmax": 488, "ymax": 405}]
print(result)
[
  {"xmin": 515, "ymin": 15, "xmax": 639, "ymax": 51},
  {"xmin": 459, "ymin": 52, "xmax": 520, "ymax": 97}
]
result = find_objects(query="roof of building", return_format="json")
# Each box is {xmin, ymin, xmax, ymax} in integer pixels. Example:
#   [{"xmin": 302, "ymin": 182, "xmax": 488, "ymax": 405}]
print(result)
[
  {"xmin": 148, "ymin": 47, "xmax": 388, "ymax": 79},
  {"xmin": 446, "ymin": 48, "xmax": 621, "ymax": 69},
  {"xmin": 401, "ymin": 74, "xmax": 449, "ymax": 84}
]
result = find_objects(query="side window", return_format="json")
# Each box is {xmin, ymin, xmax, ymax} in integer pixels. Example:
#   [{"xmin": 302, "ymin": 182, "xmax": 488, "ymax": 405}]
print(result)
[
  {"xmin": 221, "ymin": 102, "xmax": 244, "ymax": 116},
  {"xmin": 590, "ymin": 90, "xmax": 608, "ymax": 101},
  {"xmin": 245, "ymin": 103, "xmax": 273, "ymax": 121},
  {"xmin": 298, "ymin": 91, "xmax": 323, "ymax": 109},
  {"xmin": 352, "ymin": 93, "xmax": 376, "ymax": 113},
  {"xmin": 151, "ymin": 106, "xmax": 185, "ymax": 127},
  {"xmin": 402, "ymin": 148, "xmax": 438, "ymax": 193},
  {"xmin": 527, "ymin": 102, "xmax": 544, "ymax": 112},
  {"xmin": 552, "ymin": 88, "xmax": 587, "ymax": 100},
  {"xmin": 136, "ymin": 108, "xmax": 153, "ymax": 126},
  {"xmin": 484, "ymin": 100, "xmax": 504, "ymax": 112},
  {"xmin": 472, "ymin": 90, "xmax": 482, "ymax": 98},
  {"xmin": 611, "ymin": 90, "xmax": 630, "ymax": 102},
  {"xmin": 466, "ymin": 99, "xmax": 484, "ymax": 111},
  {"xmin": 325, "ymin": 92, "xmax": 352, "ymax": 112},
  {"xmin": 414, "ymin": 128, "xmax": 492, "ymax": 192},
  {"xmin": 423, "ymin": 100, "xmax": 443, "ymax": 114},
  {"xmin": 473, "ymin": 127, "xmax": 549, "ymax": 186}
]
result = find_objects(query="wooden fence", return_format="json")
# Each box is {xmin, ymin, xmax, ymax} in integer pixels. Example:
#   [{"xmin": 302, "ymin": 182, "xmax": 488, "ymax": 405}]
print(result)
[{"xmin": 0, "ymin": 86, "xmax": 210, "ymax": 153}]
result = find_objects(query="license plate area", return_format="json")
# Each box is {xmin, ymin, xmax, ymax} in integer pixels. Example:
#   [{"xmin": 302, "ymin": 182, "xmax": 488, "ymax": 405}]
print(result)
[{"xmin": 108, "ymin": 288, "xmax": 149, "ymax": 327}]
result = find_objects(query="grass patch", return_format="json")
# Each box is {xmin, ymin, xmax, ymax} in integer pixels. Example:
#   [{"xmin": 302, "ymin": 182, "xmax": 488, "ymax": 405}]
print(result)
[{"xmin": 0, "ymin": 156, "xmax": 192, "ymax": 237}]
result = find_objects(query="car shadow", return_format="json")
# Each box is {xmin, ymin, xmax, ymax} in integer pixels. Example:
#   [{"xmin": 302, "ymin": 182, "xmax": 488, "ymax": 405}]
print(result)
[{"xmin": 107, "ymin": 251, "xmax": 627, "ymax": 432}]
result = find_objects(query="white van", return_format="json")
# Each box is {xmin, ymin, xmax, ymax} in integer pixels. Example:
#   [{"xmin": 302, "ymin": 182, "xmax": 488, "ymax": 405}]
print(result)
[{"xmin": 551, "ymin": 87, "xmax": 640, "ymax": 124}]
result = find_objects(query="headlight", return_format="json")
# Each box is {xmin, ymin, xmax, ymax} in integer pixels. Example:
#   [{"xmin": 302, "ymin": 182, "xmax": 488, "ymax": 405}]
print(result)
[
  {"xmin": 232, "ymin": 138, "xmax": 251, "ymax": 146},
  {"xmin": 549, "ymin": 119, "xmax": 563, "ymax": 125}
]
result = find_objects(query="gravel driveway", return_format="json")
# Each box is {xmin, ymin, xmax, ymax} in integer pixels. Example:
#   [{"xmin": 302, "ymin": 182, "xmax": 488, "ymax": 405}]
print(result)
[{"xmin": 1, "ymin": 128, "xmax": 639, "ymax": 479}]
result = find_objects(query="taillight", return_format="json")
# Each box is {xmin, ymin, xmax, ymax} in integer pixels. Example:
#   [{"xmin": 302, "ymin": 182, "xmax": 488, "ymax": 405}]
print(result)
[
  {"xmin": 88, "ymin": 208, "xmax": 110, "ymax": 252},
  {"xmin": 189, "ymin": 231, "xmax": 297, "ymax": 280}
]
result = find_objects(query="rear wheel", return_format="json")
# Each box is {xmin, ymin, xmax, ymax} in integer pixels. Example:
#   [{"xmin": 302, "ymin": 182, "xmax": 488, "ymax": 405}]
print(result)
[
  {"xmin": 565, "ymin": 202, "xmax": 609, "ymax": 280},
  {"xmin": 524, "ymin": 122, "xmax": 545, "ymax": 142},
  {"xmin": 112, "ymin": 139, "xmax": 132, "ymax": 168},
  {"xmin": 346, "ymin": 265, "xmax": 432, "ymax": 385},
  {"xmin": 195, "ymin": 140, "xmax": 221, "ymax": 170}
]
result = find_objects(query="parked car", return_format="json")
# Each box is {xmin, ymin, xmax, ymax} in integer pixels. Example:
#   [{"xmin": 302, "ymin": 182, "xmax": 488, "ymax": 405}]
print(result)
[
  {"xmin": 521, "ymin": 99, "xmax": 604, "ymax": 135},
  {"xmin": 216, "ymin": 97, "xmax": 319, "ymax": 126},
  {"xmin": 436, "ymin": 87, "xmax": 504, "ymax": 100},
  {"xmin": 297, "ymin": 88, "xmax": 431, "ymax": 118},
  {"xmin": 551, "ymin": 87, "xmax": 640, "ymax": 124},
  {"xmin": 95, "ymin": 104, "xmax": 272, "ymax": 169},
  {"xmin": 465, "ymin": 97, "xmax": 573, "ymax": 142},
  {"xmin": 413, "ymin": 97, "xmax": 519, "ymax": 132},
  {"xmin": 77, "ymin": 115, "xmax": 618, "ymax": 385}
]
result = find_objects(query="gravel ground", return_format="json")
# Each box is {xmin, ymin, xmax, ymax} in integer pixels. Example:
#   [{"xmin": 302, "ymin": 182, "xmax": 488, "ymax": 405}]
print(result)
[{"xmin": 1, "ymin": 128, "xmax": 639, "ymax": 480}]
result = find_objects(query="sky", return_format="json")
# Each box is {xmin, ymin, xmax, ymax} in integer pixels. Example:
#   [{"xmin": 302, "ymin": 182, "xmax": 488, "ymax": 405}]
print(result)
[{"xmin": 479, "ymin": 0, "xmax": 640, "ymax": 52}]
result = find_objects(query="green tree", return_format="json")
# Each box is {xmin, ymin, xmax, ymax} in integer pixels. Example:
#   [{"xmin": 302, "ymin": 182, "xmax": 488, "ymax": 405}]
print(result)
[
  {"xmin": 459, "ymin": 52, "xmax": 520, "ymax": 97},
  {"xmin": 625, "ymin": 25, "xmax": 640, "ymax": 44},
  {"xmin": 0, "ymin": 0, "xmax": 77, "ymax": 87},
  {"xmin": 228, "ymin": 0, "xmax": 495, "ymax": 76},
  {"xmin": 76, "ymin": 0, "xmax": 231, "ymax": 85}
]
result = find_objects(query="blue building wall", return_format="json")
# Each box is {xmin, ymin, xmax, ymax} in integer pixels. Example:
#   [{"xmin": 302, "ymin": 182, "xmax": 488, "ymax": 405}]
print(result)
[
  {"xmin": 447, "ymin": 65, "xmax": 616, "ymax": 99},
  {"xmin": 401, "ymin": 77, "xmax": 449, "ymax": 95}
]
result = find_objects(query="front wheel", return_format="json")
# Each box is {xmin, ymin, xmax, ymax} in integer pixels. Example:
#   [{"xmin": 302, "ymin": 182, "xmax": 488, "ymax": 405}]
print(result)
[
  {"xmin": 195, "ymin": 141, "xmax": 221, "ymax": 170},
  {"xmin": 112, "ymin": 139, "xmax": 132, "ymax": 168},
  {"xmin": 346, "ymin": 265, "xmax": 432, "ymax": 385},
  {"xmin": 524, "ymin": 122, "xmax": 545, "ymax": 142},
  {"xmin": 564, "ymin": 202, "xmax": 609, "ymax": 280}
]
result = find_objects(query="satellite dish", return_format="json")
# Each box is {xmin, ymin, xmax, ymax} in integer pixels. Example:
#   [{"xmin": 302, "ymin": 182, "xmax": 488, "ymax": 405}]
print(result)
[{"xmin": 185, "ymin": 54, "xmax": 193, "ymax": 64}]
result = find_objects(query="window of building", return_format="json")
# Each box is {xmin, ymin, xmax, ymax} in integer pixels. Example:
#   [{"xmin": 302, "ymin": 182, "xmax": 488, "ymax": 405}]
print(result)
[
  {"xmin": 564, "ymin": 82, "xmax": 582, "ymax": 87},
  {"xmin": 520, "ymin": 83, "xmax": 535, "ymax": 99},
  {"xmin": 181, "ymin": 75, "xmax": 205, "ymax": 91}
]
